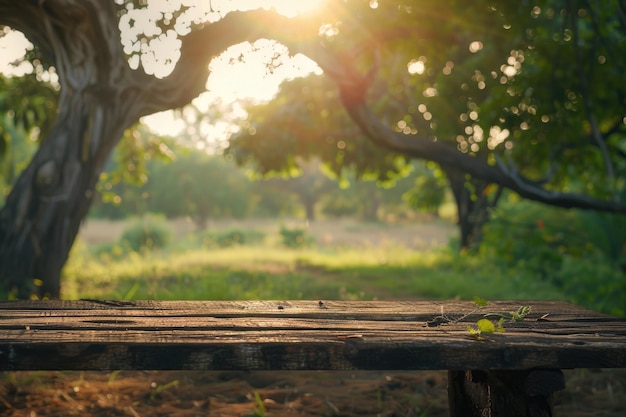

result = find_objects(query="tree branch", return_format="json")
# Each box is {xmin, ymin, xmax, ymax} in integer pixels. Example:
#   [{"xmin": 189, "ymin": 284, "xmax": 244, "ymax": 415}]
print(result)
[
  {"xmin": 138, "ymin": 10, "xmax": 328, "ymax": 115},
  {"xmin": 342, "ymin": 99, "xmax": 626, "ymax": 213}
]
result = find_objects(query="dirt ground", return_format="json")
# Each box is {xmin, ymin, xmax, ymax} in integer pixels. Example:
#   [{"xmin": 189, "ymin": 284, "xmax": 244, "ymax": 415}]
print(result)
[
  {"xmin": 3, "ymin": 218, "xmax": 624, "ymax": 416},
  {"xmin": 1, "ymin": 368, "xmax": 625, "ymax": 416}
]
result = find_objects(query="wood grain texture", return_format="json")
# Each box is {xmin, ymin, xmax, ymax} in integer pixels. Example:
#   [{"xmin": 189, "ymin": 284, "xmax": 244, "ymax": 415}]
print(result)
[{"xmin": 0, "ymin": 300, "xmax": 624, "ymax": 371}]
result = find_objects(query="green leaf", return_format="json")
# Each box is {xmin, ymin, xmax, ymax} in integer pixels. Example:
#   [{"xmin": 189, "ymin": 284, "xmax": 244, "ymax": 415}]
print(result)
[
  {"xmin": 496, "ymin": 317, "xmax": 506, "ymax": 333},
  {"xmin": 473, "ymin": 296, "xmax": 488, "ymax": 307},
  {"xmin": 512, "ymin": 305, "xmax": 533, "ymax": 321},
  {"xmin": 476, "ymin": 318, "xmax": 496, "ymax": 334},
  {"xmin": 466, "ymin": 325, "xmax": 480, "ymax": 335}
]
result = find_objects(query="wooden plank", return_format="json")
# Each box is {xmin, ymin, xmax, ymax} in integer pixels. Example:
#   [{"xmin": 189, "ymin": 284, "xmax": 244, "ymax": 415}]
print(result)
[
  {"xmin": 0, "ymin": 300, "xmax": 624, "ymax": 371},
  {"xmin": 0, "ymin": 299, "xmax": 614, "ymax": 316}
]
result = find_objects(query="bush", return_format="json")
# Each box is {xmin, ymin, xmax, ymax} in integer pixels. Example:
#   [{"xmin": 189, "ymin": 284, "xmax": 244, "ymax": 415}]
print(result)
[
  {"xmin": 121, "ymin": 215, "xmax": 172, "ymax": 252},
  {"xmin": 480, "ymin": 199, "xmax": 626, "ymax": 315},
  {"xmin": 482, "ymin": 200, "xmax": 597, "ymax": 279},
  {"xmin": 92, "ymin": 242, "xmax": 127, "ymax": 261},
  {"xmin": 320, "ymin": 194, "xmax": 359, "ymax": 218},
  {"xmin": 279, "ymin": 225, "xmax": 313, "ymax": 248},
  {"xmin": 198, "ymin": 229, "xmax": 266, "ymax": 248},
  {"xmin": 557, "ymin": 254, "xmax": 625, "ymax": 317}
]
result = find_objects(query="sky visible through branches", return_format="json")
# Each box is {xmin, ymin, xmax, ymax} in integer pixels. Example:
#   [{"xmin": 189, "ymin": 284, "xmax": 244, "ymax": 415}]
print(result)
[{"xmin": 0, "ymin": 0, "xmax": 327, "ymax": 143}]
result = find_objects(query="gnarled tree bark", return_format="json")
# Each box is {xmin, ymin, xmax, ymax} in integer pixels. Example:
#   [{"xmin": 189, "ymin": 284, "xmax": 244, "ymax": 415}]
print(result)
[{"xmin": 0, "ymin": 1, "xmax": 152, "ymax": 297}]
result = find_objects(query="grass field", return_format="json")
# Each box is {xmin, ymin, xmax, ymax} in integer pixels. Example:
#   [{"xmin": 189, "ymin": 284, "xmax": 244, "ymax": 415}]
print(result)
[{"xmin": 64, "ymin": 217, "xmax": 567, "ymax": 305}]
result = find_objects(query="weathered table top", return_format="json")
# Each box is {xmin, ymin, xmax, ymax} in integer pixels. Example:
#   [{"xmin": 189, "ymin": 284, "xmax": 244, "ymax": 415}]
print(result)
[{"xmin": 0, "ymin": 300, "xmax": 624, "ymax": 371}]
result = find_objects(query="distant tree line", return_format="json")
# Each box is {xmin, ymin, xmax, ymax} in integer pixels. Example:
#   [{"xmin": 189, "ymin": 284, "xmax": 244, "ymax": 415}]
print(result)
[{"xmin": 90, "ymin": 144, "xmax": 448, "ymax": 228}]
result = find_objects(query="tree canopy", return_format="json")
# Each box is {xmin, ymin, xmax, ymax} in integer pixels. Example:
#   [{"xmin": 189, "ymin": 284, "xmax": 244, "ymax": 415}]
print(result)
[
  {"xmin": 230, "ymin": 1, "xmax": 625, "ymax": 210},
  {"xmin": 0, "ymin": 0, "xmax": 624, "ymax": 297}
]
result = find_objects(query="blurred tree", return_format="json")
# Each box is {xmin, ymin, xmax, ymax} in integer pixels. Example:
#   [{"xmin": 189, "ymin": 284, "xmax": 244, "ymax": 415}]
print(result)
[
  {"xmin": 146, "ymin": 151, "xmax": 254, "ymax": 228},
  {"xmin": 228, "ymin": 75, "xmax": 453, "ymax": 234},
  {"xmin": 319, "ymin": 175, "xmax": 404, "ymax": 222},
  {"xmin": 402, "ymin": 163, "xmax": 448, "ymax": 218},
  {"xmin": 89, "ymin": 144, "xmax": 314, "ymax": 223},
  {"xmin": 332, "ymin": 180, "xmax": 384, "ymax": 222},
  {"xmin": 250, "ymin": 157, "xmax": 336, "ymax": 222},
  {"xmin": 0, "ymin": 72, "xmax": 58, "ymax": 200},
  {"xmin": 248, "ymin": 181, "xmax": 301, "ymax": 218},
  {"xmin": 0, "ymin": 0, "xmax": 624, "ymax": 297},
  {"xmin": 91, "ymin": 147, "xmax": 258, "ymax": 227}
]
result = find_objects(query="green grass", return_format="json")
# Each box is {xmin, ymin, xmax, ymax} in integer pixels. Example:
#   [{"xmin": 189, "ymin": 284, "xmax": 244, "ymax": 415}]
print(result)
[
  {"xmin": 62, "ymin": 240, "xmax": 566, "ymax": 305},
  {"xmin": 60, "ymin": 216, "xmax": 624, "ymax": 317}
]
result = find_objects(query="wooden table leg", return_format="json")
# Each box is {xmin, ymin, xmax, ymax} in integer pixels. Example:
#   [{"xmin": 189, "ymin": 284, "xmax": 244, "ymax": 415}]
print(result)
[{"xmin": 448, "ymin": 369, "xmax": 565, "ymax": 417}]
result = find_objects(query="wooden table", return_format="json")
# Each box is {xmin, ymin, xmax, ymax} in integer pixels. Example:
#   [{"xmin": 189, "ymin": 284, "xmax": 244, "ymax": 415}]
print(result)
[{"xmin": 1, "ymin": 300, "xmax": 625, "ymax": 416}]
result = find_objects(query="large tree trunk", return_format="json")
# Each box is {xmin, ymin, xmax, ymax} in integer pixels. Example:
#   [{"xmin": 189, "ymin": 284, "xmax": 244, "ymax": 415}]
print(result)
[
  {"xmin": 0, "ymin": 0, "xmax": 211, "ymax": 298},
  {"xmin": 0, "ymin": 2, "xmax": 302, "ymax": 298},
  {"xmin": 302, "ymin": 198, "xmax": 316, "ymax": 223},
  {"xmin": 363, "ymin": 194, "xmax": 380, "ymax": 222},
  {"xmin": 0, "ymin": 2, "xmax": 144, "ymax": 298},
  {"xmin": 0, "ymin": 104, "xmax": 129, "ymax": 297},
  {"xmin": 442, "ymin": 166, "xmax": 502, "ymax": 251}
]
